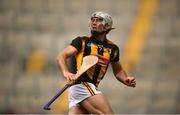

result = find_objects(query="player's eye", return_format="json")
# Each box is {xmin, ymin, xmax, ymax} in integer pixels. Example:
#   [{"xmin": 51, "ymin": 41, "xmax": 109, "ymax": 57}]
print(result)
[{"xmin": 91, "ymin": 18, "xmax": 96, "ymax": 22}]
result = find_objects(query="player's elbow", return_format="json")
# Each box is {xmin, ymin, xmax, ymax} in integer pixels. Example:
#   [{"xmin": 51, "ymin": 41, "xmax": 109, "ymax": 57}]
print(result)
[{"xmin": 56, "ymin": 56, "xmax": 60, "ymax": 64}]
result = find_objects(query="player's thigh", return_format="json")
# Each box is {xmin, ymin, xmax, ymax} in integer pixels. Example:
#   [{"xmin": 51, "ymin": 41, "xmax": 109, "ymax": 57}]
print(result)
[
  {"xmin": 80, "ymin": 94, "xmax": 113, "ymax": 114},
  {"xmin": 68, "ymin": 105, "xmax": 89, "ymax": 114}
]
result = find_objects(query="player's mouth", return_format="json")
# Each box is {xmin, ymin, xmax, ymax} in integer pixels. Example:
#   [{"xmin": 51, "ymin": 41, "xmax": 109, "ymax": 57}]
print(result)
[{"xmin": 92, "ymin": 27, "xmax": 97, "ymax": 30}]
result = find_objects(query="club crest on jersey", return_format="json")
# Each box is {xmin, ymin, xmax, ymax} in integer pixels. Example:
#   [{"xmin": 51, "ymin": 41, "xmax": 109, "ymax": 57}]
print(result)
[
  {"xmin": 97, "ymin": 45, "xmax": 103, "ymax": 51},
  {"xmin": 107, "ymin": 48, "xmax": 112, "ymax": 55}
]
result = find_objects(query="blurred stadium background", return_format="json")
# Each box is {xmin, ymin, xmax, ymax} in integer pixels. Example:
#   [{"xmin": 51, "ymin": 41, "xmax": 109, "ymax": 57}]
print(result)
[{"xmin": 0, "ymin": 0, "xmax": 180, "ymax": 114}]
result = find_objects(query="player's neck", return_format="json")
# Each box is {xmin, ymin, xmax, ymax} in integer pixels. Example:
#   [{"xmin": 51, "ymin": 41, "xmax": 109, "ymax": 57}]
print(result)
[{"xmin": 95, "ymin": 34, "xmax": 107, "ymax": 42}]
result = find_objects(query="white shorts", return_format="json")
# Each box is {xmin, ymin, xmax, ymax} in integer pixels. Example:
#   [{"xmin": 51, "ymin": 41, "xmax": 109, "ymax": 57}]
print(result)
[{"xmin": 68, "ymin": 82, "xmax": 102, "ymax": 108}]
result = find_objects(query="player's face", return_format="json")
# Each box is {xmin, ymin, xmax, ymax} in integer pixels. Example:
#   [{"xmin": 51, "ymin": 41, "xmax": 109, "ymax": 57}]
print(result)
[{"xmin": 91, "ymin": 17, "xmax": 105, "ymax": 32}]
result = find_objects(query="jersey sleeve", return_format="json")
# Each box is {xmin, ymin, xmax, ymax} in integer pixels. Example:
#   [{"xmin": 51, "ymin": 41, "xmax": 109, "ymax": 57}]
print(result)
[
  {"xmin": 70, "ymin": 36, "xmax": 82, "ymax": 52},
  {"xmin": 111, "ymin": 45, "xmax": 119, "ymax": 62}
]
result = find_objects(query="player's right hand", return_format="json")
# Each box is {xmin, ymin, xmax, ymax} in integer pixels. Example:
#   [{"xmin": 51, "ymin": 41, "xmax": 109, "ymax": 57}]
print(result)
[{"xmin": 63, "ymin": 71, "xmax": 76, "ymax": 84}]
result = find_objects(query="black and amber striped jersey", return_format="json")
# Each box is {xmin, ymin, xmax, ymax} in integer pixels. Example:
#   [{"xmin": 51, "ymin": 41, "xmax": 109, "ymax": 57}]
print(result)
[{"xmin": 70, "ymin": 36, "xmax": 119, "ymax": 87}]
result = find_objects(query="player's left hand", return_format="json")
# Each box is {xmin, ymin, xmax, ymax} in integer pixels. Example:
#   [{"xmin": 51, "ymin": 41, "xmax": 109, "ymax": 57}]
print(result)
[{"xmin": 124, "ymin": 76, "xmax": 136, "ymax": 87}]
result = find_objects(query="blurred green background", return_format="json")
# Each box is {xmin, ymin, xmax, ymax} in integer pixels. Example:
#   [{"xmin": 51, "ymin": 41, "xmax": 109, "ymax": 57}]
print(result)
[{"xmin": 0, "ymin": 0, "xmax": 180, "ymax": 114}]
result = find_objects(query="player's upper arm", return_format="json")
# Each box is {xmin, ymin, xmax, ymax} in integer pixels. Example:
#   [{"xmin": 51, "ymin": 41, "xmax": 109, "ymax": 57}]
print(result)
[
  {"xmin": 57, "ymin": 36, "xmax": 82, "ymax": 60},
  {"xmin": 111, "ymin": 61, "xmax": 123, "ymax": 77},
  {"xmin": 60, "ymin": 45, "xmax": 78, "ymax": 58}
]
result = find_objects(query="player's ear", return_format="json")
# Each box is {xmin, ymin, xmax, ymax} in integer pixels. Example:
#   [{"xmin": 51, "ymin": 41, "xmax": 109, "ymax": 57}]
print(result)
[{"xmin": 104, "ymin": 23, "xmax": 110, "ymax": 30}]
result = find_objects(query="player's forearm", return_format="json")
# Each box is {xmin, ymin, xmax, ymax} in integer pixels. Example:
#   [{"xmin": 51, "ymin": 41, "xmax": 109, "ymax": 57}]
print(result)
[
  {"xmin": 56, "ymin": 52, "xmax": 70, "ymax": 77},
  {"xmin": 115, "ymin": 69, "xmax": 128, "ymax": 84}
]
